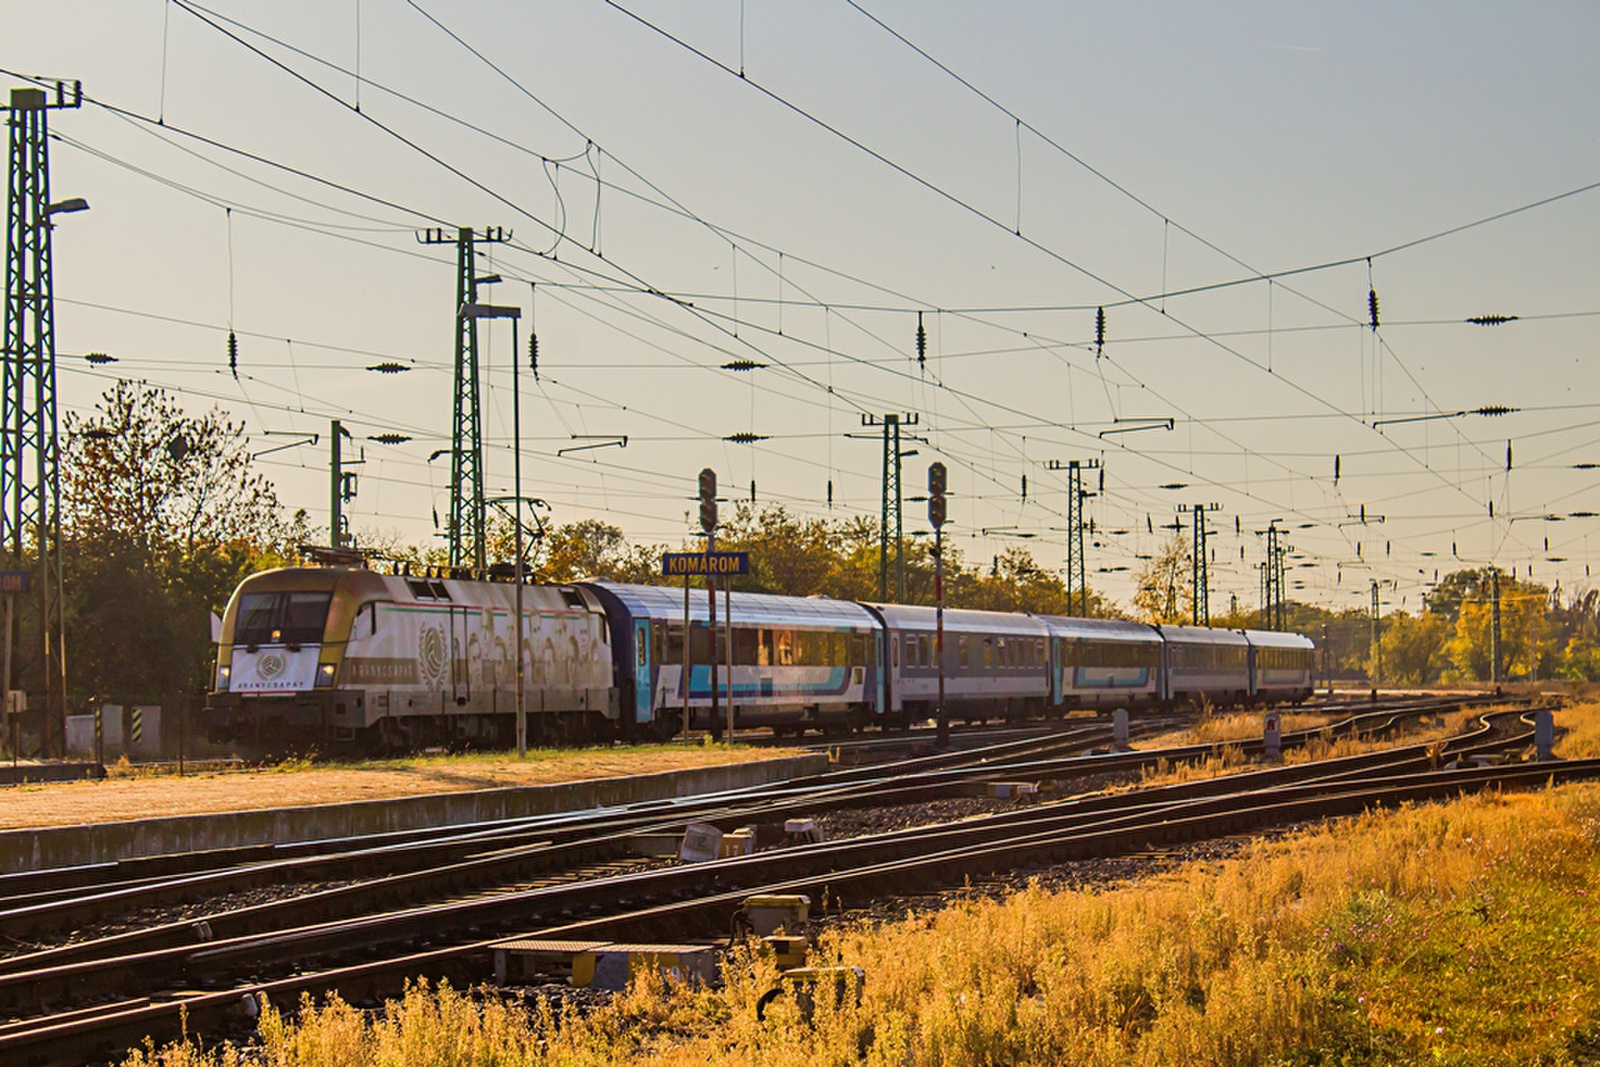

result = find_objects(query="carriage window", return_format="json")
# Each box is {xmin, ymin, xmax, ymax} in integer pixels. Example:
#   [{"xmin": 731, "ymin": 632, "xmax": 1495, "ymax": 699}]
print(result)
[
  {"xmin": 917, "ymin": 634, "xmax": 930, "ymax": 667},
  {"xmin": 734, "ymin": 628, "xmax": 759, "ymax": 666},
  {"xmin": 903, "ymin": 634, "xmax": 915, "ymax": 669},
  {"xmin": 830, "ymin": 632, "xmax": 847, "ymax": 666},
  {"xmin": 775, "ymin": 630, "xmax": 795, "ymax": 666},
  {"xmin": 958, "ymin": 635, "xmax": 969, "ymax": 669}
]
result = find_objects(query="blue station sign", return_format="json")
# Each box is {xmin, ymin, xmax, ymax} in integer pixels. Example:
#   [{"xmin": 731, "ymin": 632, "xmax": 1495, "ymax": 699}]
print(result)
[
  {"xmin": 661, "ymin": 551, "xmax": 750, "ymax": 577},
  {"xmin": 0, "ymin": 571, "xmax": 29, "ymax": 594}
]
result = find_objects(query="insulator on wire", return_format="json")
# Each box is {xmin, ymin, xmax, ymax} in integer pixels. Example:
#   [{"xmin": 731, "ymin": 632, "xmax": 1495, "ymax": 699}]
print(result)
[
  {"xmin": 1334, "ymin": 454, "xmax": 1341, "ymax": 484},
  {"xmin": 1021, "ymin": 473, "xmax": 1027, "ymax": 502},
  {"xmin": 1368, "ymin": 288, "xmax": 1380, "ymax": 330},
  {"xmin": 1506, "ymin": 440, "xmax": 1513, "ymax": 472},
  {"xmin": 1489, "ymin": 500, "xmax": 1495, "ymax": 518},
  {"xmin": 915, "ymin": 311, "xmax": 927, "ymax": 372},
  {"xmin": 827, "ymin": 479, "xmax": 833, "ymax": 509},
  {"xmin": 1147, "ymin": 514, "xmax": 1153, "ymax": 533},
  {"xmin": 529, "ymin": 332, "xmax": 539, "ymax": 380},
  {"xmin": 1467, "ymin": 314, "xmax": 1518, "ymax": 326},
  {"xmin": 1095, "ymin": 307, "xmax": 1106, "ymax": 355},
  {"xmin": 751, "ymin": 480, "xmax": 756, "ymax": 504},
  {"xmin": 227, "ymin": 330, "xmax": 239, "ymax": 378}
]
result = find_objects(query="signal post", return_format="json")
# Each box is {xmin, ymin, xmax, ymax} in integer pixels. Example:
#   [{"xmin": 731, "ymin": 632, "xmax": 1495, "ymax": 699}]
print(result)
[{"xmin": 929, "ymin": 462, "xmax": 948, "ymax": 748}]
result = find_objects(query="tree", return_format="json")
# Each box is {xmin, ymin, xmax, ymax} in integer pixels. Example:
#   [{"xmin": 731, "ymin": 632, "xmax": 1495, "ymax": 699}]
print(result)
[
  {"xmin": 1132, "ymin": 535, "xmax": 1192, "ymax": 624},
  {"xmin": 1440, "ymin": 569, "xmax": 1551, "ymax": 681},
  {"xmin": 62, "ymin": 382, "xmax": 290, "ymax": 709},
  {"xmin": 1375, "ymin": 610, "xmax": 1450, "ymax": 685},
  {"xmin": 538, "ymin": 519, "xmax": 659, "ymax": 583}
]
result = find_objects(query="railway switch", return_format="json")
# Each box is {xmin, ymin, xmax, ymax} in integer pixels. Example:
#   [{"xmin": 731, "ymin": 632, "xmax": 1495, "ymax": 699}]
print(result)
[
  {"xmin": 755, "ymin": 965, "xmax": 866, "ymax": 1022},
  {"xmin": 759, "ymin": 934, "xmax": 811, "ymax": 970},
  {"xmin": 784, "ymin": 817, "xmax": 824, "ymax": 844},
  {"xmin": 741, "ymin": 893, "xmax": 811, "ymax": 936},
  {"xmin": 984, "ymin": 781, "xmax": 1039, "ymax": 799}
]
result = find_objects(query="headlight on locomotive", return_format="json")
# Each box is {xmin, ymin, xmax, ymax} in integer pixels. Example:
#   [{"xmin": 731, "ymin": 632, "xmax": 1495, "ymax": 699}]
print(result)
[{"xmin": 315, "ymin": 662, "xmax": 337, "ymax": 687}]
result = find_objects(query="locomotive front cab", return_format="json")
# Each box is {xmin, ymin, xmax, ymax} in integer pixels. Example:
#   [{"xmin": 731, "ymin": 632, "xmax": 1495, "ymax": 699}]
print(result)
[{"xmin": 207, "ymin": 566, "xmax": 386, "ymax": 747}]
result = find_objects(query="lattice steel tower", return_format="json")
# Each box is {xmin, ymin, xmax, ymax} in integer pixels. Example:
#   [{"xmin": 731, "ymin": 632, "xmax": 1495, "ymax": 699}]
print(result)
[
  {"xmin": 1048, "ymin": 458, "xmax": 1100, "ymax": 616},
  {"xmin": 1183, "ymin": 502, "xmax": 1219, "ymax": 625},
  {"xmin": 862, "ymin": 413, "xmax": 918, "ymax": 602},
  {"xmin": 3, "ymin": 82, "xmax": 80, "ymax": 757},
  {"xmin": 418, "ymin": 226, "xmax": 507, "ymax": 571}
]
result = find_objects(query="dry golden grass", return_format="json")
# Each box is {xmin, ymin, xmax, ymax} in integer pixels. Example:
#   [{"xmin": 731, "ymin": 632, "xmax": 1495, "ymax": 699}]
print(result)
[
  {"xmin": 1555, "ymin": 701, "xmax": 1600, "ymax": 759},
  {"xmin": 125, "ymin": 779, "xmax": 1600, "ymax": 1066},
  {"xmin": 1128, "ymin": 707, "xmax": 1485, "ymax": 791},
  {"xmin": 0, "ymin": 743, "xmax": 810, "ymax": 830}
]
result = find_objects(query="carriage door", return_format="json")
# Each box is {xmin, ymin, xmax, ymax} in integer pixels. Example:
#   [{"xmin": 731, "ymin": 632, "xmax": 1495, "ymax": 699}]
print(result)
[
  {"xmin": 633, "ymin": 619, "xmax": 654, "ymax": 724},
  {"xmin": 449, "ymin": 605, "xmax": 470, "ymax": 705}
]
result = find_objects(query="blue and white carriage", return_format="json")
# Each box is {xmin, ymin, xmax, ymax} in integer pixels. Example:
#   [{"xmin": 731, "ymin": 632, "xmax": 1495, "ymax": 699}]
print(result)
[
  {"xmin": 1037, "ymin": 615, "xmax": 1164, "ymax": 708},
  {"xmin": 580, "ymin": 581, "xmax": 882, "ymax": 735},
  {"xmin": 868, "ymin": 603, "xmax": 1051, "ymax": 723},
  {"xmin": 1244, "ymin": 629, "xmax": 1317, "ymax": 703}
]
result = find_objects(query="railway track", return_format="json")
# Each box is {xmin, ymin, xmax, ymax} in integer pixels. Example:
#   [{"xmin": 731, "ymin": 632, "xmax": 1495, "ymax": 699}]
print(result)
[{"xmin": 0, "ymin": 695, "xmax": 1558, "ymax": 1064}]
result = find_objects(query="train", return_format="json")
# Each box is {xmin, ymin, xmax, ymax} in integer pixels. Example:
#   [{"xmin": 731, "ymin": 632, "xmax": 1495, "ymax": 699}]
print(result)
[{"xmin": 203, "ymin": 559, "xmax": 1316, "ymax": 752}]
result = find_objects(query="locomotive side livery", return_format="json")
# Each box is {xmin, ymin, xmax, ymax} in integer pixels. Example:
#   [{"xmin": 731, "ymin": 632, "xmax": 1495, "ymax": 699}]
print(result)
[{"xmin": 204, "ymin": 562, "xmax": 1315, "ymax": 751}]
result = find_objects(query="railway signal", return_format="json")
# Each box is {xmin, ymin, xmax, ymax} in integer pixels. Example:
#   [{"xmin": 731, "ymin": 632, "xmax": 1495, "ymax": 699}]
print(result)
[
  {"xmin": 697, "ymin": 468, "xmax": 723, "ymax": 741},
  {"xmin": 699, "ymin": 468, "xmax": 718, "ymax": 534},
  {"xmin": 929, "ymin": 462, "xmax": 948, "ymax": 749}
]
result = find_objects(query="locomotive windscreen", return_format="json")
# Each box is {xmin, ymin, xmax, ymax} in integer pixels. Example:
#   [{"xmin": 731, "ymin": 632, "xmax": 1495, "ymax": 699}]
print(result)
[{"xmin": 235, "ymin": 591, "xmax": 333, "ymax": 647}]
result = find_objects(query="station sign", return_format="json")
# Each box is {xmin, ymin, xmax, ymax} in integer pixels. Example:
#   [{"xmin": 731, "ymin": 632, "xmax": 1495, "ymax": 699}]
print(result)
[
  {"xmin": 0, "ymin": 571, "xmax": 29, "ymax": 594},
  {"xmin": 661, "ymin": 551, "xmax": 750, "ymax": 577}
]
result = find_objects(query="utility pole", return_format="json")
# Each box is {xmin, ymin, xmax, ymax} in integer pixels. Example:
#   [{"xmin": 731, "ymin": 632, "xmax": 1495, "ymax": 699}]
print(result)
[
  {"xmin": 3, "ymin": 81, "xmax": 83, "ymax": 758},
  {"xmin": 1180, "ymin": 503, "xmax": 1219, "ymax": 625},
  {"xmin": 418, "ymin": 225, "xmax": 509, "ymax": 572},
  {"xmin": 1489, "ymin": 568, "xmax": 1502, "ymax": 686},
  {"xmin": 1047, "ymin": 458, "xmax": 1101, "ymax": 616},
  {"xmin": 928, "ymin": 462, "xmax": 948, "ymax": 749},
  {"xmin": 858, "ymin": 413, "xmax": 918, "ymax": 602},
  {"xmin": 1370, "ymin": 579, "xmax": 1381, "ymax": 699},
  {"xmin": 1258, "ymin": 522, "xmax": 1288, "ymax": 630},
  {"xmin": 328, "ymin": 421, "xmax": 359, "ymax": 548},
  {"xmin": 699, "ymin": 468, "xmax": 721, "ymax": 742}
]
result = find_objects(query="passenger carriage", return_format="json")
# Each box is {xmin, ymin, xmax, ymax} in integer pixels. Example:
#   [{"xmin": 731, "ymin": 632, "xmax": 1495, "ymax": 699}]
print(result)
[
  {"xmin": 867, "ymin": 603, "xmax": 1051, "ymax": 725},
  {"xmin": 580, "ymin": 581, "xmax": 882, "ymax": 736},
  {"xmin": 1035, "ymin": 615, "xmax": 1164, "ymax": 709},
  {"xmin": 1244, "ymin": 629, "xmax": 1317, "ymax": 703},
  {"xmin": 1156, "ymin": 624, "xmax": 1252, "ymax": 706}
]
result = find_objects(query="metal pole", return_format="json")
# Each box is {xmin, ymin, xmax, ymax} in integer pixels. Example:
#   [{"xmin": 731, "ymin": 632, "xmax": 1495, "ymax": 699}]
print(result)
[
  {"xmin": 512, "ymin": 319, "xmax": 525, "ymax": 757},
  {"xmin": 935, "ymin": 524, "xmax": 947, "ymax": 749},
  {"xmin": 708, "ymin": 532, "xmax": 720, "ymax": 742},
  {"xmin": 330, "ymin": 419, "xmax": 342, "ymax": 546},
  {"xmin": 1487, "ymin": 571, "xmax": 1498, "ymax": 684},
  {"xmin": 725, "ymin": 582, "xmax": 734, "ymax": 736},
  {"xmin": 682, "ymin": 573, "xmax": 691, "ymax": 741},
  {"xmin": 1, "ymin": 591, "xmax": 10, "ymax": 757}
]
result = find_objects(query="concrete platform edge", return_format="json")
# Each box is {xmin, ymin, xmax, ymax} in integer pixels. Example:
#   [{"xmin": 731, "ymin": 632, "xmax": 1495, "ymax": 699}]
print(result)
[{"xmin": 0, "ymin": 754, "xmax": 828, "ymax": 874}]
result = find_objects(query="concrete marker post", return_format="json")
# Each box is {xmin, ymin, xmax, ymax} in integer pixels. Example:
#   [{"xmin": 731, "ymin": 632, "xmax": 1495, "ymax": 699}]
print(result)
[
  {"xmin": 1112, "ymin": 708, "xmax": 1129, "ymax": 752},
  {"xmin": 1264, "ymin": 708, "xmax": 1282, "ymax": 761},
  {"xmin": 1535, "ymin": 707, "xmax": 1555, "ymax": 761}
]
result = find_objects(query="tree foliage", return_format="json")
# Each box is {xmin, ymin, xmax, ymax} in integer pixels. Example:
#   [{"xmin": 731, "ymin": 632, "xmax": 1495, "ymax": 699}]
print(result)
[
  {"xmin": 1132, "ymin": 535, "xmax": 1193, "ymax": 624},
  {"xmin": 62, "ymin": 382, "xmax": 293, "ymax": 708}
]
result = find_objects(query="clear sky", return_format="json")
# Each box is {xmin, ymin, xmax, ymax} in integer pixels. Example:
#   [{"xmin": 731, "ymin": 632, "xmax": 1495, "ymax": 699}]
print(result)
[{"xmin": 6, "ymin": 1, "xmax": 1598, "ymax": 614}]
